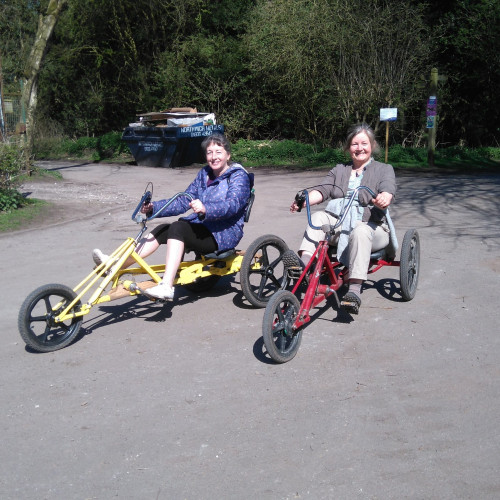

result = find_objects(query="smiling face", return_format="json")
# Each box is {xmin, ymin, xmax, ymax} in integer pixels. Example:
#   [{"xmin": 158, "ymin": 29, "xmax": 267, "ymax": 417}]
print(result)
[
  {"xmin": 349, "ymin": 131, "xmax": 373, "ymax": 168},
  {"xmin": 205, "ymin": 141, "xmax": 231, "ymax": 176}
]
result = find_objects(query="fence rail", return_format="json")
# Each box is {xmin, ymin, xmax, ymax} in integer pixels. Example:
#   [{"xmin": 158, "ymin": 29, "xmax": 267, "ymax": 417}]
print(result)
[{"xmin": 1, "ymin": 93, "xmax": 25, "ymax": 139}]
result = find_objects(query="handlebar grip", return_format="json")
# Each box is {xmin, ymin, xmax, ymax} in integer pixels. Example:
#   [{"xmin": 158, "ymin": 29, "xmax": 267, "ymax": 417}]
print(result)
[
  {"xmin": 295, "ymin": 190, "xmax": 306, "ymax": 212},
  {"xmin": 132, "ymin": 190, "xmax": 153, "ymax": 221}
]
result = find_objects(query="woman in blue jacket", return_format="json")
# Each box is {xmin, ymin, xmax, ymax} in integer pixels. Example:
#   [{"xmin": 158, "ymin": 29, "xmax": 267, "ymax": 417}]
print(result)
[{"xmin": 93, "ymin": 133, "xmax": 252, "ymax": 301}]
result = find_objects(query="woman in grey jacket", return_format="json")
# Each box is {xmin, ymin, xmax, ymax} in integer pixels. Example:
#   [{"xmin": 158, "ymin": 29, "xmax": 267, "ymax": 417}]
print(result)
[{"xmin": 289, "ymin": 123, "xmax": 396, "ymax": 314}]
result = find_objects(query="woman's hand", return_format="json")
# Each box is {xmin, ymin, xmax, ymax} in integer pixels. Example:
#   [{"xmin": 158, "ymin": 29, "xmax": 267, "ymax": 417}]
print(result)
[
  {"xmin": 189, "ymin": 199, "xmax": 206, "ymax": 216},
  {"xmin": 290, "ymin": 189, "xmax": 323, "ymax": 212},
  {"xmin": 141, "ymin": 202, "xmax": 153, "ymax": 215},
  {"xmin": 372, "ymin": 192, "xmax": 393, "ymax": 209}
]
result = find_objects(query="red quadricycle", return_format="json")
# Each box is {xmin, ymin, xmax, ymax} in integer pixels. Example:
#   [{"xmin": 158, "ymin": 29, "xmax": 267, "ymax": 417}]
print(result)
[{"xmin": 261, "ymin": 185, "xmax": 421, "ymax": 363}]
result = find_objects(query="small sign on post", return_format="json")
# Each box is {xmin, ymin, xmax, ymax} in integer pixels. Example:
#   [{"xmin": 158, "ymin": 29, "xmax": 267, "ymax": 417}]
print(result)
[
  {"xmin": 426, "ymin": 95, "xmax": 437, "ymax": 129},
  {"xmin": 380, "ymin": 108, "xmax": 397, "ymax": 163}
]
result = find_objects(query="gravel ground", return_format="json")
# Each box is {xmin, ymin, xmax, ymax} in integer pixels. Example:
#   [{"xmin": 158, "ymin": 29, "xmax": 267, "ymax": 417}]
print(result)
[{"xmin": 1, "ymin": 161, "xmax": 499, "ymax": 500}]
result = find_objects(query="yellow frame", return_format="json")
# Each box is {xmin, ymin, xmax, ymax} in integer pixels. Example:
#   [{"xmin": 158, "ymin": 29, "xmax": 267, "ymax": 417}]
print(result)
[{"xmin": 53, "ymin": 235, "xmax": 246, "ymax": 324}]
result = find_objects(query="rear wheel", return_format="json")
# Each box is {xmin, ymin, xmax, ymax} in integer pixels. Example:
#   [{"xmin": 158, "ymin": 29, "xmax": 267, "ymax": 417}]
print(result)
[
  {"xmin": 262, "ymin": 290, "xmax": 302, "ymax": 363},
  {"xmin": 400, "ymin": 229, "xmax": 420, "ymax": 301},
  {"xmin": 18, "ymin": 284, "xmax": 82, "ymax": 352},
  {"xmin": 240, "ymin": 234, "xmax": 289, "ymax": 308}
]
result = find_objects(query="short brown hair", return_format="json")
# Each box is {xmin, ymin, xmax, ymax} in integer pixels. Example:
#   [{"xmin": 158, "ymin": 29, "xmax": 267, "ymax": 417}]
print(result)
[{"xmin": 343, "ymin": 123, "xmax": 380, "ymax": 155}]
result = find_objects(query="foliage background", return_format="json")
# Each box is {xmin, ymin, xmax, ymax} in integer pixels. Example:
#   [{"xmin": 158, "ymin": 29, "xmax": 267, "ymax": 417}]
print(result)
[{"xmin": 1, "ymin": 0, "xmax": 499, "ymax": 147}]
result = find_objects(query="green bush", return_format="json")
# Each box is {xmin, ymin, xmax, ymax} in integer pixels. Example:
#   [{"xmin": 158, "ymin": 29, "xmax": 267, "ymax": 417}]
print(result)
[
  {"xmin": 1, "ymin": 141, "xmax": 27, "ymax": 189},
  {"xmin": 434, "ymin": 146, "xmax": 500, "ymax": 165},
  {"xmin": 34, "ymin": 132, "xmax": 128, "ymax": 161},
  {"xmin": 0, "ymin": 188, "xmax": 27, "ymax": 212},
  {"xmin": 233, "ymin": 139, "xmax": 348, "ymax": 166},
  {"xmin": 387, "ymin": 145, "xmax": 427, "ymax": 164},
  {"xmin": 0, "ymin": 141, "xmax": 33, "ymax": 212},
  {"xmin": 309, "ymin": 148, "xmax": 349, "ymax": 165}
]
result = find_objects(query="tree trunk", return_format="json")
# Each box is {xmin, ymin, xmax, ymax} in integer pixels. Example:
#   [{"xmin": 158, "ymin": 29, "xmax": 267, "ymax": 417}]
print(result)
[{"xmin": 22, "ymin": 0, "xmax": 66, "ymax": 154}]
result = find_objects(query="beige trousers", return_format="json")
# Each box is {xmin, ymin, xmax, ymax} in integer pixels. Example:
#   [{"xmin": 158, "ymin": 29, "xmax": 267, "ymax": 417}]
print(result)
[{"xmin": 298, "ymin": 211, "xmax": 389, "ymax": 280}]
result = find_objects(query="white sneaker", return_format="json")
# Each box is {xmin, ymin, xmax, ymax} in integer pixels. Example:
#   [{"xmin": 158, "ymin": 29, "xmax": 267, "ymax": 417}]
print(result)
[
  {"xmin": 147, "ymin": 282, "xmax": 175, "ymax": 300},
  {"xmin": 92, "ymin": 248, "xmax": 110, "ymax": 266}
]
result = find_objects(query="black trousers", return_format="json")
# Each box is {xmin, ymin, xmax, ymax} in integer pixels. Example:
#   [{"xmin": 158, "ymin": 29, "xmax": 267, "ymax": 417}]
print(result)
[{"xmin": 150, "ymin": 220, "xmax": 218, "ymax": 254}]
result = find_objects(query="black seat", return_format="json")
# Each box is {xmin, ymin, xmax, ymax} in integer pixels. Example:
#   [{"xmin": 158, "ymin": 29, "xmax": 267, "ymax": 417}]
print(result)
[{"xmin": 201, "ymin": 248, "xmax": 236, "ymax": 260}]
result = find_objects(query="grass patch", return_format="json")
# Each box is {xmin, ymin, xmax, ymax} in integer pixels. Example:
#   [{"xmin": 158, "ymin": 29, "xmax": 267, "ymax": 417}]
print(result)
[
  {"xmin": 34, "ymin": 131, "xmax": 133, "ymax": 163},
  {"xmin": 0, "ymin": 198, "xmax": 49, "ymax": 232},
  {"xmin": 32, "ymin": 133, "xmax": 500, "ymax": 171}
]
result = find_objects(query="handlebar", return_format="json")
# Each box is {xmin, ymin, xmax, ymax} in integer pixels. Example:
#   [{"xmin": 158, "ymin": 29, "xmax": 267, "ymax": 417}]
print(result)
[
  {"xmin": 131, "ymin": 184, "xmax": 197, "ymax": 223},
  {"xmin": 131, "ymin": 189, "xmax": 153, "ymax": 222},
  {"xmin": 297, "ymin": 185, "xmax": 377, "ymax": 232}
]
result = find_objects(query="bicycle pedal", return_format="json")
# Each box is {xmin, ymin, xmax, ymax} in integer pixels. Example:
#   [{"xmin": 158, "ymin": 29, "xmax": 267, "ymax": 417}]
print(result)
[{"xmin": 286, "ymin": 267, "xmax": 303, "ymax": 280}]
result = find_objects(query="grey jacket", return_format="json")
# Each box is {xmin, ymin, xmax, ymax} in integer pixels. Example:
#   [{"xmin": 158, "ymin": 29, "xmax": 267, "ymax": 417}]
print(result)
[{"xmin": 312, "ymin": 160, "xmax": 396, "ymax": 223}]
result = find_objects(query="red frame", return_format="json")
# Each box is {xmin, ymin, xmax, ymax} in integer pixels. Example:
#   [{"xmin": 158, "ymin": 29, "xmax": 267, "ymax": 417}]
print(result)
[{"xmin": 289, "ymin": 239, "xmax": 401, "ymax": 330}]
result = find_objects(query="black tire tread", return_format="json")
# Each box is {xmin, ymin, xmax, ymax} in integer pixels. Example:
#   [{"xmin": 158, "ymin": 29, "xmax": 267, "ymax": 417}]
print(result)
[
  {"xmin": 262, "ymin": 290, "xmax": 302, "ymax": 363},
  {"xmin": 400, "ymin": 229, "xmax": 420, "ymax": 301},
  {"xmin": 18, "ymin": 283, "xmax": 82, "ymax": 352},
  {"xmin": 240, "ymin": 234, "xmax": 289, "ymax": 308}
]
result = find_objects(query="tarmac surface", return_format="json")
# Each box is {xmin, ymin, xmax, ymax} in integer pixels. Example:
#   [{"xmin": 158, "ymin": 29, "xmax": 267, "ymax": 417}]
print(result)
[{"xmin": 1, "ymin": 161, "xmax": 500, "ymax": 499}]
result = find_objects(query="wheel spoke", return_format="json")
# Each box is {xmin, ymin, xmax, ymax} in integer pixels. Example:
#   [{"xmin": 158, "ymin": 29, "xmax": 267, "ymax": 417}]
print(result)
[
  {"xmin": 260, "ymin": 247, "xmax": 270, "ymax": 267},
  {"xmin": 42, "ymin": 324, "xmax": 52, "ymax": 344},
  {"xmin": 268, "ymin": 254, "xmax": 283, "ymax": 270},
  {"xmin": 278, "ymin": 330, "xmax": 287, "ymax": 353},
  {"xmin": 30, "ymin": 314, "xmax": 48, "ymax": 322},
  {"xmin": 42, "ymin": 295, "xmax": 53, "ymax": 313},
  {"xmin": 268, "ymin": 275, "xmax": 283, "ymax": 288},
  {"xmin": 257, "ymin": 276, "xmax": 268, "ymax": 298}
]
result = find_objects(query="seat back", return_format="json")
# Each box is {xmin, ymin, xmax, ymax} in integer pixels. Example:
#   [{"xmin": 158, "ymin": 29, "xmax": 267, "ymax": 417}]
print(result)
[
  {"xmin": 244, "ymin": 173, "xmax": 255, "ymax": 223},
  {"xmin": 370, "ymin": 208, "xmax": 398, "ymax": 260}
]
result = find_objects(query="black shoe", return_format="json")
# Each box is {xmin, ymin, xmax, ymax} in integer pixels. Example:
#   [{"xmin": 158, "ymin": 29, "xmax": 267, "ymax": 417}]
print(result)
[
  {"xmin": 341, "ymin": 291, "xmax": 361, "ymax": 314},
  {"xmin": 282, "ymin": 250, "xmax": 305, "ymax": 279}
]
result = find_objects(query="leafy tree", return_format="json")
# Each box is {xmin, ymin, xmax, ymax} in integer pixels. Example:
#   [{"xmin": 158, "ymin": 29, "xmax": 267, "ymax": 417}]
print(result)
[
  {"xmin": 245, "ymin": 0, "xmax": 431, "ymax": 145},
  {"xmin": 430, "ymin": 0, "xmax": 500, "ymax": 145},
  {"xmin": 0, "ymin": 0, "xmax": 40, "ymax": 92}
]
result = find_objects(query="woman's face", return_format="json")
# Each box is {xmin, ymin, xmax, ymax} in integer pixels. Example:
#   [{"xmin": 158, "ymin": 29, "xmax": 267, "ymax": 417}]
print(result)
[
  {"xmin": 349, "ymin": 132, "xmax": 372, "ymax": 167},
  {"xmin": 206, "ymin": 141, "xmax": 230, "ymax": 175}
]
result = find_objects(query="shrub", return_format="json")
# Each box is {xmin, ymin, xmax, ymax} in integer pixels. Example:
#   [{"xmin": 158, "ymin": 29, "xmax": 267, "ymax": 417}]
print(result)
[
  {"xmin": 0, "ymin": 140, "xmax": 32, "ymax": 189},
  {"xmin": 0, "ymin": 141, "xmax": 33, "ymax": 212},
  {"xmin": 233, "ymin": 139, "xmax": 348, "ymax": 166},
  {"xmin": 34, "ymin": 132, "xmax": 128, "ymax": 161},
  {"xmin": 387, "ymin": 144, "xmax": 427, "ymax": 164},
  {"xmin": 0, "ymin": 188, "xmax": 27, "ymax": 212}
]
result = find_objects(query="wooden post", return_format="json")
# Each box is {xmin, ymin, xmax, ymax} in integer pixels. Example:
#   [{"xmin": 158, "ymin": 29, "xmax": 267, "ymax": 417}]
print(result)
[
  {"xmin": 385, "ymin": 121, "xmax": 389, "ymax": 163},
  {"xmin": 0, "ymin": 49, "xmax": 5, "ymax": 140},
  {"xmin": 427, "ymin": 68, "xmax": 438, "ymax": 167}
]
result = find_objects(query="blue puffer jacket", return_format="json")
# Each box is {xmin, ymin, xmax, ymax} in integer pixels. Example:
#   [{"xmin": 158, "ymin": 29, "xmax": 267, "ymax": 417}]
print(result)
[{"xmin": 150, "ymin": 163, "xmax": 252, "ymax": 251}]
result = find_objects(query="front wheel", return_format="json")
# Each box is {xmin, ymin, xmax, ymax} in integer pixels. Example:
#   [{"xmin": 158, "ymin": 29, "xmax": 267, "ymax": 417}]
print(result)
[
  {"xmin": 400, "ymin": 229, "xmax": 420, "ymax": 301},
  {"xmin": 240, "ymin": 234, "xmax": 289, "ymax": 308},
  {"xmin": 262, "ymin": 290, "xmax": 302, "ymax": 363},
  {"xmin": 18, "ymin": 284, "xmax": 82, "ymax": 352}
]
